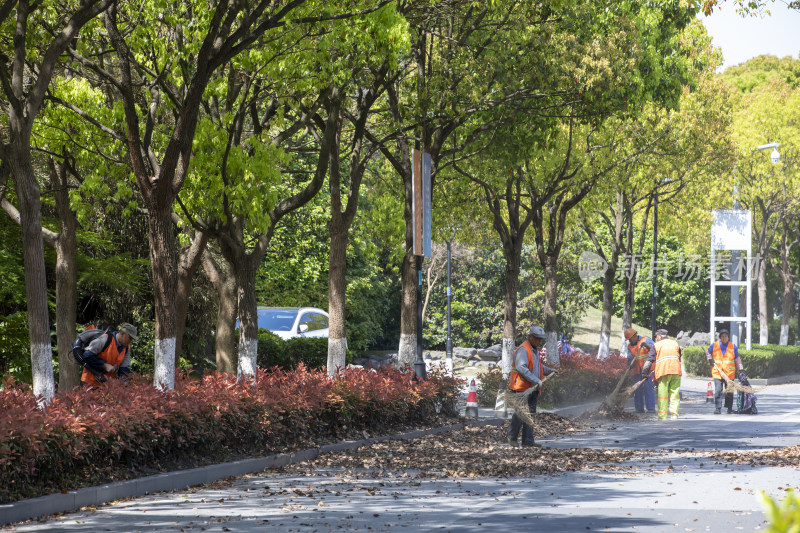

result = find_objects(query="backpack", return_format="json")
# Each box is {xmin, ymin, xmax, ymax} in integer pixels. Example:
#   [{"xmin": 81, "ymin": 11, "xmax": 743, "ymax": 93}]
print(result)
[
  {"xmin": 70, "ymin": 326, "xmax": 113, "ymax": 368},
  {"xmin": 735, "ymin": 371, "xmax": 758, "ymax": 414}
]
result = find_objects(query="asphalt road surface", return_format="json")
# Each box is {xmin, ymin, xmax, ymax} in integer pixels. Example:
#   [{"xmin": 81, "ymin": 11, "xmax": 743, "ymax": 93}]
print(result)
[{"xmin": 4, "ymin": 377, "xmax": 799, "ymax": 533}]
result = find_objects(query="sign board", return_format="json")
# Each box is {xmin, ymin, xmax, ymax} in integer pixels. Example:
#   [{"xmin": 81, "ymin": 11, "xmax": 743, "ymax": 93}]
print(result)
[
  {"xmin": 412, "ymin": 148, "xmax": 432, "ymax": 257},
  {"xmin": 709, "ymin": 209, "xmax": 752, "ymax": 350},
  {"xmin": 711, "ymin": 210, "xmax": 751, "ymax": 251}
]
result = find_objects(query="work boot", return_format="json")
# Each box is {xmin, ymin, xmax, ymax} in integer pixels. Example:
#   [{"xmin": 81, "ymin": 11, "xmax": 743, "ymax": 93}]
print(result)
[
  {"xmin": 521, "ymin": 442, "xmax": 542, "ymax": 448},
  {"xmin": 507, "ymin": 439, "xmax": 518, "ymax": 447},
  {"xmin": 726, "ymin": 407, "xmax": 732, "ymax": 414},
  {"xmin": 670, "ymin": 414, "xmax": 678, "ymax": 420},
  {"xmin": 714, "ymin": 408, "xmax": 721, "ymax": 414}
]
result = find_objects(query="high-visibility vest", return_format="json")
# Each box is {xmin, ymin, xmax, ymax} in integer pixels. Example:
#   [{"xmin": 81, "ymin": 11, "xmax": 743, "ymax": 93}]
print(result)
[
  {"xmin": 711, "ymin": 341, "xmax": 736, "ymax": 381},
  {"xmin": 509, "ymin": 340, "xmax": 544, "ymax": 392},
  {"xmin": 653, "ymin": 338, "xmax": 682, "ymax": 381},
  {"xmin": 81, "ymin": 333, "xmax": 128, "ymax": 387},
  {"xmin": 628, "ymin": 336, "xmax": 651, "ymax": 374}
]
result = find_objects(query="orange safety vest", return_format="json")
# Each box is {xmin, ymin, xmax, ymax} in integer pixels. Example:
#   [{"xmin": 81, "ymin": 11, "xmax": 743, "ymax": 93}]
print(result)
[
  {"xmin": 627, "ymin": 336, "xmax": 651, "ymax": 374},
  {"xmin": 509, "ymin": 340, "xmax": 544, "ymax": 392},
  {"xmin": 711, "ymin": 341, "xmax": 736, "ymax": 381},
  {"xmin": 653, "ymin": 338, "xmax": 682, "ymax": 381},
  {"xmin": 81, "ymin": 333, "xmax": 128, "ymax": 387}
]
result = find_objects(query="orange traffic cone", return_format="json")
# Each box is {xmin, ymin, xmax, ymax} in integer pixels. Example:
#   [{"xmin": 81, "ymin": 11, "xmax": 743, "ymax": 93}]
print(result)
[
  {"xmin": 706, "ymin": 381, "xmax": 714, "ymax": 403},
  {"xmin": 465, "ymin": 379, "xmax": 479, "ymax": 418}
]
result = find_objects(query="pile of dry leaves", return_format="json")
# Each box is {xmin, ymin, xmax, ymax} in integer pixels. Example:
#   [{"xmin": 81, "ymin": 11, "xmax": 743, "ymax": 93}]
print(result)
[
  {"xmin": 280, "ymin": 415, "xmax": 643, "ymax": 479},
  {"xmin": 578, "ymin": 404, "xmax": 642, "ymax": 422},
  {"xmin": 706, "ymin": 445, "xmax": 800, "ymax": 467}
]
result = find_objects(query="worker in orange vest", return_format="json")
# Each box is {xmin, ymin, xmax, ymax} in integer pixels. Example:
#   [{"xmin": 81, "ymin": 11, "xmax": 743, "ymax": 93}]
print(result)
[
  {"xmin": 81, "ymin": 322, "xmax": 138, "ymax": 389},
  {"xmin": 705, "ymin": 328, "xmax": 743, "ymax": 414},
  {"xmin": 642, "ymin": 329, "xmax": 682, "ymax": 420},
  {"xmin": 624, "ymin": 328, "xmax": 656, "ymax": 413},
  {"xmin": 507, "ymin": 325, "xmax": 558, "ymax": 448}
]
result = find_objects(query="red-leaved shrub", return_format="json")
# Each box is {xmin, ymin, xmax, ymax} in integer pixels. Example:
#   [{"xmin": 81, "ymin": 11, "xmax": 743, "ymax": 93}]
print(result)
[
  {"xmin": 539, "ymin": 352, "xmax": 629, "ymax": 406},
  {"xmin": 0, "ymin": 365, "xmax": 461, "ymax": 503}
]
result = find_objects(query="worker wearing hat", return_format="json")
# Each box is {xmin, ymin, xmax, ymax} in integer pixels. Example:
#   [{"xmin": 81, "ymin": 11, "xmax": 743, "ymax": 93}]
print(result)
[
  {"xmin": 642, "ymin": 329, "xmax": 682, "ymax": 420},
  {"xmin": 81, "ymin": 322, "xmax": 138, "ymax": 389},
  {"xmin": 507, "ymin": 325, "xmax": 558, "ymax": 448},
  {"xmin": 624, "ymin": 328, "xmax": 656, "ymax": 413},
  {"xmin": 705, "ymin": 328, "xmax": 743, "ymax": 414}
]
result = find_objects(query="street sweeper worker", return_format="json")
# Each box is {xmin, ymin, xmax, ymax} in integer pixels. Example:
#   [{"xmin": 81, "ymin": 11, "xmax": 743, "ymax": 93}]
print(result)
[
  {"xmin": 624, "ymin": 328, "xmax": 656, "ymax": 413},
  {"xmin": 507, "ymin": 325, "xmax": 558, "ymax": 448},
  {"xmin": 642, "ymin": 329, "xmax": 682, "ymax": 420},
  {"xmin": 81, "ymin": 322, "xmax": 137, "ymax": 389},
  {"xmin": 705, "ymin": 329, "xmax": 743, "ymax": 414}
]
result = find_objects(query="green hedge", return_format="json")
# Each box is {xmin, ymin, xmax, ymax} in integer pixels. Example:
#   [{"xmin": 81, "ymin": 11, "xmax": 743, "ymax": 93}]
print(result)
[
  {"xmin": 256, "ymin": 331, "xmax": 353, "ymax": 370},
  {"xmin": 683, "ymin": 344, "xmax": 800, "ymax": 379}
]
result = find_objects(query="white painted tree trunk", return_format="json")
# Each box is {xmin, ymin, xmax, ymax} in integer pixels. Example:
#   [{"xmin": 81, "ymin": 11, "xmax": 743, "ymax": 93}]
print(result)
[
  {"xmin": 153, "ymin": 337, "xmax": 177, "ymax": 390},
  {"xmin": 31, "ymin": 343, "xmax": 55, "ymax": 404},
  {"xmin": 397, "ymin": 333, "xmax": 417, "ymax": 369},
  {"xmin": 597, "ymin": 332, "xmax": 610, "ymax": 359},
  {"xmin": 236, "ymin": 337, "xmax": 258, "ymax": 384},
  {"xmin": 501, "ymin": 337, "xmax": 515, "ymax": 379},
  {"xmin": 545, "ymin": 331, "xmax": 559, "ymax": 366},
  {"xmin": 327, "ymin": 337, "xmax": 348, "ymax": 376},
  {"xmin": 780, "ymin": 324, "xmax": 789, "ymax": 346}
]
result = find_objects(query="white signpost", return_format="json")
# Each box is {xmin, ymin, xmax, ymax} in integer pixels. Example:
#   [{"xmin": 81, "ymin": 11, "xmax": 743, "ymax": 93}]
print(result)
[{"xmin": 710, "ymin": 210, "xmax": 752, "ymax": 350}]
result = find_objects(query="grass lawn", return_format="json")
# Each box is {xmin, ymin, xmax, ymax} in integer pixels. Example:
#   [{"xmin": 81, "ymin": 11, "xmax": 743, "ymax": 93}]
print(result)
[{"xmin": 569, "ymin": 306, "xmax": 648, "ymax": 353}]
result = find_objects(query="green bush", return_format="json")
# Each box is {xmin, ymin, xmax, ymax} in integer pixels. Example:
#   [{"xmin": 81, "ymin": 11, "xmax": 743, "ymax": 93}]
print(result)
[
  {"xmin": 683, "ymin": 344, "xmax": 800, "ymax": 379},
  {"xmin": 256, "ymin": 331, "xmax": 352, "ymax": 370},
  {"xmin": 476, "ymin": 366, "xmax": 504, "ymax": 407}
]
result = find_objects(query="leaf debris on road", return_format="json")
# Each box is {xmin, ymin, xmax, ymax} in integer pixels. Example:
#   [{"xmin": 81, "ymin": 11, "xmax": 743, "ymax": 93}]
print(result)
[{"xmin": 278, "ymin": 416, "xmax": 645, "ymax": 479}]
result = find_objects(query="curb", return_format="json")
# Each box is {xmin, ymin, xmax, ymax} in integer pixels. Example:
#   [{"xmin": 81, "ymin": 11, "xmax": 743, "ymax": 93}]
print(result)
[{"xmin": 0, "ymin": 418, "xmax": 505, "ymax": 527}]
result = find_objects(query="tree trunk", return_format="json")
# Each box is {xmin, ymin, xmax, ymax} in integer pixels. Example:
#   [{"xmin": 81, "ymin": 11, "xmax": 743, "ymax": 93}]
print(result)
[
  {"xmin": 234, "ymin": 254, "xmax": 259, "ymax": 383},
  {"xmin": 777, "ymin": 230, "xmax": 794, "ymax": 346},
  {"xmin": 543, "ymin": 254, "xmax": 560, "ymax": 365},
  {"xmin": 52, "ymin": 160, "xmax": 80, "ymax": 390},
  {"xmin": 502, "ymin": 255, "xmax": 521, "ymax": 378},
  {"xmin": 8, "ymin": 147, "xmax": 55, "ymax": 401},
  {"xmin": 757, "ymin": 257, "xmax": 769, "ymax": 345},
  {"xmin": 327, "ymin": 224, "xmax": 348, "ymax": 375},
  {"xmin": 598, "ymin": 263, "xmax": 616, "ymax": 359},
  {"xmin": 147, "ymin": 205, "xmax": 179, "ymax": 389},
  {"xmin": 397, "ymin": 138, "xmax": 416, "ymax": 369},
  {"xmin": 203, "ymin": 252, "xmax": 237, "ymax": 373},
  {"xmin": 398, "ymin": 248, "xmax": 418, "ymax": 368},
  {"xmin": 780, "ymin": 281, "xmax": 792, "ymax": 346},
  {"xmin": 175, "ymin": 231, "xmax": 209, "ymax": 358}
]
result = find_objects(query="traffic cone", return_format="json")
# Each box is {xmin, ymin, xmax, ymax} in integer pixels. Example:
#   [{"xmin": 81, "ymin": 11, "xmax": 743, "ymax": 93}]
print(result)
[
  {"xmin": 465, "ymin": 379, "xmax": 479, "ymax": 418},
  {"xmin": 706, "ymin": 382, "xmax": 714, "ymax": 403}
]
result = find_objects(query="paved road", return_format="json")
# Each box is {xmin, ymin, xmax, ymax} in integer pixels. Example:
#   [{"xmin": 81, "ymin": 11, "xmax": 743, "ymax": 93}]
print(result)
[{"xmin": 4, "ymin": 377, "xmax": 799, "ymax": 533}]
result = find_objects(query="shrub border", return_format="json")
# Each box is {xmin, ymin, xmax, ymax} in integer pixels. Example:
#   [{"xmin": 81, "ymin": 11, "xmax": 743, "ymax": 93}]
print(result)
[{"xmin": 0, "ymin": 418, "xmax": 504, "ymax": 527}]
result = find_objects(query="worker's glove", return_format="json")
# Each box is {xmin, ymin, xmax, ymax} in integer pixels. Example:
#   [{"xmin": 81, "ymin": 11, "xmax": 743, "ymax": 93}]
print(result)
[
  {"xmin": 641, "ymin": 362, "xmax": 651, "ymax": 376},
  {"xmin": 550, "ymin": 369, "xmax": 559, "ymax": 375},
  {"xmin": 532, "ymin": 378, "xmax": 543, "ymax": 389}
]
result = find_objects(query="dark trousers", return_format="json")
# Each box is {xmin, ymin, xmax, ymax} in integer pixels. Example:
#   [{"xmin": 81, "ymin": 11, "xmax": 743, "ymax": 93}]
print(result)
[
  {"xmin": 507, "ymin": 390, "xmax": 539, "ymax": 444},
  {"xmin": 633, "ymin": 372, "xmax": 656, "ymax": 411},
  {"xmin": 714, "ymin": 378, "xmax": 734, "ymax": 411}
]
